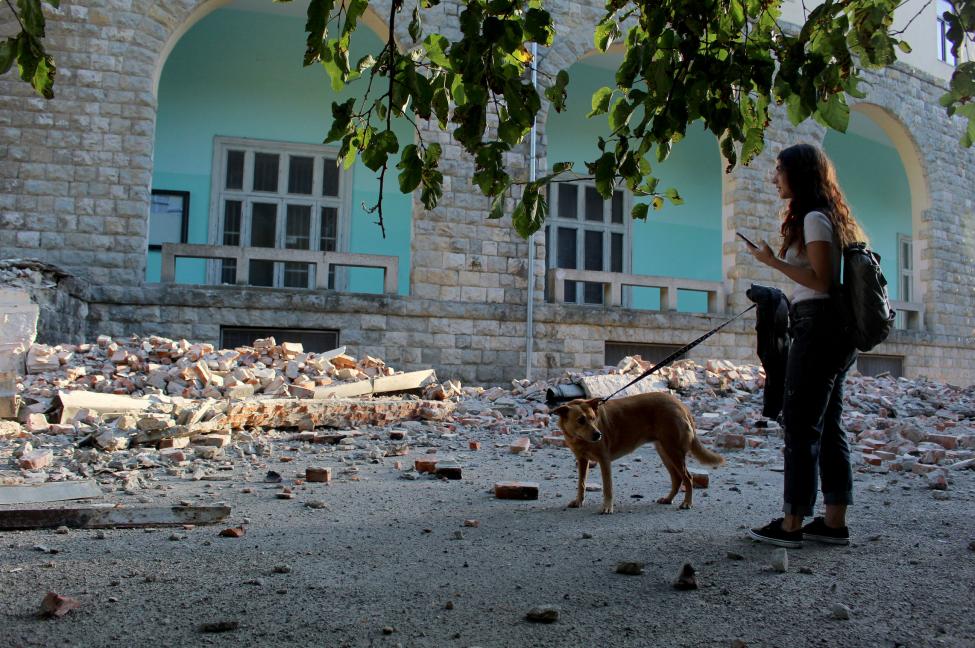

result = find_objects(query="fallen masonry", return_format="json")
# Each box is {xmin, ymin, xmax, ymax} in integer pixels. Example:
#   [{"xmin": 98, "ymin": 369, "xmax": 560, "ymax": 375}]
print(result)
[{"xmin": 0, "ymin": 331, "xmax": 972, "ymax": 508}]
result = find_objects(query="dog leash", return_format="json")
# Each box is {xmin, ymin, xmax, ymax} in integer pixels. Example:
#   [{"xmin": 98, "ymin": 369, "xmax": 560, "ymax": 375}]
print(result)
[{"xmin": 600, "ymin": 303, "xmax": 757, "ymax": 403}]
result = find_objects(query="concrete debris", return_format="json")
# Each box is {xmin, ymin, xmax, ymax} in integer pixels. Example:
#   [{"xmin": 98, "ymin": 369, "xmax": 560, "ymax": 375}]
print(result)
[
  {"xmin": 525, "ymin": 605, "xmax": 560, "ymax": 623},
  {"xmin": 0, "ymin": 337, "xmax": 971, "ymax": 510},
  {"xmin": 38, "ymin": 592, "xmax": 81, "ymax": 618}
]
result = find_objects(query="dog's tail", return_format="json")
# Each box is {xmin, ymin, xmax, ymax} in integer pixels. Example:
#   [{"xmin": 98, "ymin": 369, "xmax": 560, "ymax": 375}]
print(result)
[
  {"xmin": 685, "ymin": 410, "xmax": 725, "ymax": 467},
  {"xmin": 690, "ymin": 435, "xmax": 725, "ymax": 466}
]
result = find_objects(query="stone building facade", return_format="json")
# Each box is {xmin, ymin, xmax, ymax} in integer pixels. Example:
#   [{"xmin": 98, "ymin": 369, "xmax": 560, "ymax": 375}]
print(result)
[{"xmin": 1, "ymin": 0, "xmax": 974, "ymax": 385}]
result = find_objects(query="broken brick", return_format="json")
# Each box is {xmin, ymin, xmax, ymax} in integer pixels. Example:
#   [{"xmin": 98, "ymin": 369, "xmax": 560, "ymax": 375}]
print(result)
[
  {"xmin": 415, "ymin": 458, "xmax": 438, "ymax": 474},
  {"xmin": 305, "ymin": 467, "xmax": 332, "ymax": 483},
  {"xmin": 494, "ymin": 481, "xmax": 539, "ymax": 500}
]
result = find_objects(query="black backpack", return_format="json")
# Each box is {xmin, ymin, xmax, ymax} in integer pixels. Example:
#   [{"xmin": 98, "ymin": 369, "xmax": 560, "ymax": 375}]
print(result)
[{"xmin": 837, "ymin": 242, "xmax": 896, "ymax": 352}]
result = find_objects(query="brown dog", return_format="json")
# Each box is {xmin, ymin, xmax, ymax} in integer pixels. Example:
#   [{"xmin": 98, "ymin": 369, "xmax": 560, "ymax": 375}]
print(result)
[{"xmin": 552, "ymin": 392, "xmax": 724, "ymax": 513}]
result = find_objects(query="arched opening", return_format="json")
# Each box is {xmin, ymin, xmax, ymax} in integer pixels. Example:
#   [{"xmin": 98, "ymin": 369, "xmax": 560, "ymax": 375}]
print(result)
[
  {"xmin": 823, "ymin": 105, "xmax": 930, "ymax": 319},
  {"xmin": 147, "ymin": 0, "xmax": 411, "ymax": 295},
  {"xmin": 544, "ymin": 50, "xmax": 723, "ymax": 313}
]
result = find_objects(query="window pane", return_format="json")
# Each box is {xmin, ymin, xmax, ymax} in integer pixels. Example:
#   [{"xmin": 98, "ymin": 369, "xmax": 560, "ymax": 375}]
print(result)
[
  {"xmin": 611, "ymin": 191, "xmax": 624, "ymax": 224},
  {"xmin": 283, "ymin": 262, "xmax": 311, "ymax": 288},
  {"xmin": 253, "ymin": 153, "xmax": 279, "ymax": 192},
  {"xmin": 584, "ymin": 186, "xmax": 603, "ymax": 222},
  {"xmin": 584, "ymin": 230, "xmax": 603, "ymax": 270},
  {"xmin": 611, "ymin": 232, "xmax": 623, "ymax": 272},
  {"xmin": 320, "ymin": 206, "xmax": 338, "ymax": 251},
  {"xmin": 248, "ymin": 260, "xmax": 274, "ymax": 287},
  {"xmin": 148, "ymin": 193, "xmax": 186, "ymax": 247},
  {"xmin": 323, "ymin": 158, "xmax": 340, "ymax": 197},
  {"xmin": 556, "ymin": 227, "xmax": 577, "ymax": 269},
  {"xmin": 286, "ymin": 205, "xmax": 311, "ymax": 249},
  {"xmin": 583, "ymin": 282, "xmax": 603, "ymax": 304},
  {"xmin": 223, "ymin": 200, "xmax": 242, "ymax": 246},
  {"xmin": 288, "ymin": 156, "xmax": 314, "ymax": 194},
  {"xmin": 250, "ymin": 202, "xmax": 277, "ymax": 247},
  {"xmin": 225, "ymin": 150, "xmax": 244, "ymax": 190},
  {"xmin": 220, "ymin": 259, "xmax": 237, "ymax": 284},
  {"xmin": 558, "ymin": 184, "xmax": 578, "ymax": 219}
]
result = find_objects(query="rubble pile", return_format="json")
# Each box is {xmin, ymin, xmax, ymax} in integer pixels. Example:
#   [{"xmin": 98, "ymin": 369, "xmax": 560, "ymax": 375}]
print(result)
[{"xmin": 1, "ymin": 336, "xmax": 973, "ymax": 496}]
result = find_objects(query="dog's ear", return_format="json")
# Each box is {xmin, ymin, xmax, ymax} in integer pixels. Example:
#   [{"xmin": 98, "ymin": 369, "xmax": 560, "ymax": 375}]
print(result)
[
  {"xmin": 551, "ymin": 404, "xmax": 569, "ymax": 417},
  {"xmin": 585, "ymin": 398, "xmax": 603, "ymax": 412}
]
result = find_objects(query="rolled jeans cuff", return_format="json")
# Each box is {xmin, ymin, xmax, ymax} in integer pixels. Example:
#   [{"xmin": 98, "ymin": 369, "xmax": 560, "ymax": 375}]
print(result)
[
  {"xmin": 782, "ymin": 502, "xmax": 814, "ymax": 517},
  {"xmin": 822, "ymin": 490, "xmax": 853, "ymax": 506}
]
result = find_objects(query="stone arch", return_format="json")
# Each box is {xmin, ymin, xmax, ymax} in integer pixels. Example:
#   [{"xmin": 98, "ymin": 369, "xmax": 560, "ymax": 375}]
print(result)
[
  {"xmin": 828, "ymin": 100, "xmax": 932, "ymax": 309},
  {"xmin": 150, "ymin": 0, "xmax": 396, "ymax": 98}
]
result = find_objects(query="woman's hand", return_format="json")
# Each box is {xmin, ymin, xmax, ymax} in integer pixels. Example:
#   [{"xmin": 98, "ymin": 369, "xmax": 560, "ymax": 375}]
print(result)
[{"xmin": 748, "ymin": 241, "xmax": 777, "ymax": 267}]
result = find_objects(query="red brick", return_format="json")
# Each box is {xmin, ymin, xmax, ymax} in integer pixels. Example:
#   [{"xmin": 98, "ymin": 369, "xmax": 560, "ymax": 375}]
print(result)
[
  {"xmin": 719, "ymin": 433, "xmax": 746, "ymax": 449},
  {"xmin": 468, "ymin": 440, "xmax": 481, "ymax": 451},
  {"xmin": 863, "ymin": 454, "xmax": 883, "ymax": 466},
  {"xmin": 542, "ymin": 435, "xmax": 565, "ymax": 447},
  {"xmin": 494, "ymin": 481, "xmax": 539, "ymax": 500},
  {"xmin": 925, "ymin": 434, "xmax": 959, "ymax": 450},
  {"xmin": 218, "ymin": 527, "xmax": 245, "ymax": 538},
  {"xmin": 306, "ymin": 467, "xmax": 332, "ymax": 483},
  {"xmin": 690, "ymin": 470, "xmax": 710, "ymax": 488},
  {"xmin": 435, "ymin": 462, "xmax": 463, "ymax": 480},
  {"xmin": 19, "ymin": 449, "xmax": 53, "ymax": 471},
  {"xmin": 415, "ymin": 458, "xmax": 438, "ymax": 474},
  {"xmin": 159, "ymin": 436, "xmax": 190, "ymax": 449}
]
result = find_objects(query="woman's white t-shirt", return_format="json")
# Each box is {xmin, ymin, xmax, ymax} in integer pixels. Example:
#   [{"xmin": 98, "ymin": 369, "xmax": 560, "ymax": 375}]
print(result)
[{"xmin": 782, "ymin": 211, "xmax": 841, "ymax": 304}]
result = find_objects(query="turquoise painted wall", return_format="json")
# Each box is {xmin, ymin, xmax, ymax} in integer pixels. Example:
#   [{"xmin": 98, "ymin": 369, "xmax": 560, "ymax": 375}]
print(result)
[
  {"xmin": 823, "ymin": 123, "xmax": 912, "ymax": 299},
  {"xmin": 150, "ymin": 7, "xmax": 412, "ymax": 295},
  {"xmin": 546, "ymin": 60, "xmax": 722, "ymax": 312}
]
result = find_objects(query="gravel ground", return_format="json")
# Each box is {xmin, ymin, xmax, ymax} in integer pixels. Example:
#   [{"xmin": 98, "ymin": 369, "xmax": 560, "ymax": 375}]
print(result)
[{"xmin": 2, "ymin": 436, "xmax": 974, "ymax": 648}]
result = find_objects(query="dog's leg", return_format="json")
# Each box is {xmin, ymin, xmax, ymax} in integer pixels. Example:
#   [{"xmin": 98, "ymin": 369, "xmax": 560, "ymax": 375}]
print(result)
[
  {"xmin": 598, "ymin": 459, "xmax": 614, "ymax": 514},
  {"xmin": 660, "ymin": 445, "xmax": 694, "ymax": 509},
  {"xmin": 568, "ymin": 457, "xmax": 589, "ymax": 508},
  {"xmin": 654, "ymin": 442, "xmax": 681, "ymax": 505}
]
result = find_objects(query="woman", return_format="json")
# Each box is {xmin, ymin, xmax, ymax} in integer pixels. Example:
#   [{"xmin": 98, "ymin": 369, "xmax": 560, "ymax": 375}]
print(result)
[{"xmin": 746, "ymin": 143, "xmax": 865, "ymax": 548}]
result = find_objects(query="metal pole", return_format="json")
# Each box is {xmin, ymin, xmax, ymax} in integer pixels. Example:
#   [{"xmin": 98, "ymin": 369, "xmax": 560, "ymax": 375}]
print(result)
[{"xmin": 525, "ymin": 41, "xmax": 538, "ymax": 381}]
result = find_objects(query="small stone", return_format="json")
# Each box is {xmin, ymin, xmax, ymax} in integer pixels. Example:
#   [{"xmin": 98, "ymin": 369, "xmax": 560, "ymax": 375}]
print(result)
[
  {"xmin": 932, "ymin": 490, "xmax": 949, "ymax": 501},
  {"xmin": 799, "ymin": 567, "xmax": 814, "ymax": 575},
  {"xmin": 445, "ymin": 601, "xmax": 454, "ymax": 610},
  {"xmin": 615, "ymin": 561, "xmax": 644, "ymax": 576},
  {"xmin": 581, "ymin": 532, "xmax": 593, "ymax": 540},
  {"xmin": 219, "ymin": 527, "xmax": 245, "ymax": 538},
  {"xmin": 276, "ymin": 491, "xmax": 294, "ymax": 500},
  {"xmin": 463, "ymin": 519, "xmax": 479, "ymax": 527},
  {"xmin": 305, "ymin": 500, "xmax": 328, "ymax": 509},
  {"xmin": 831, "ymin": 603, "xmax": 852, "ymax": 620},
  {"xmin": 673, "ymin": 562, "xmax": 698, "ymax": 590},
  {"xmin": 452, "ymin": 531, "xmax": 464, "ymax": 540},
  {"xmin": 39, "ymin": 592, "xmax": 81, "ymax": 618},
  {"xmin": 771, "ymin": 548, "xmax": 788, "ymax": 573},
  {"xmin": 199, "ymin": 621, "xmax": 239, "ymax": 633},
  {"xmin": 245, "ymin": 578, "xmax": 264, "ymax": 586},
  {"xmin": 55, "ymin": 526, "xmax": 69, "ymax": 535},
  {"xmin": 726, "ymin": 552, "xmax": 744, "ymax": 561},
  {"xmin": 272, "ymin": 565, "xmax": 292, "ymax": 574},
  {"xmin": 382, "ymin": 626, "xmax": 395, "ymax": 635},
  {"xmin": 731, "ymin": 641, "xmax": 748, "ymax": 648},
  {"xmin": 168, "ymin": 533, "xmax": 182, "ymax": 541},
  {"xmin": 94, "ymin": 530, "xmax": 106, "ymax": 540},
  {"xmin": 264, "ymin": 470, "xmax": 282, "ymax": 483},
  {"xmin": 525, "ymin": 605, "xmax": 560, "ymax": 623}
]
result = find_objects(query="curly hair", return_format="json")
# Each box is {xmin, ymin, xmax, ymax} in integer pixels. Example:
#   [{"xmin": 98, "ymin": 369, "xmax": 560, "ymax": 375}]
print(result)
[{"xmin": 776, "ymin": 143, "xmax": 867, "ymax": 256}]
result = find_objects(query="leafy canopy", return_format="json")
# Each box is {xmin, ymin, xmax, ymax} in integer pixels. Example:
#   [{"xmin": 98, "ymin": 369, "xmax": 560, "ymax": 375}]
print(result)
[{"xmin": 3, "ymin": 0, "xmax": 974, "ymax": 236}]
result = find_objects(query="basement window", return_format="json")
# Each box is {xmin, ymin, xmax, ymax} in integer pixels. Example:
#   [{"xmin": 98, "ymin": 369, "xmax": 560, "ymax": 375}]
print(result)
[
  {"xmin": 856, "ymin": 354, "xmax": 904, "ymax": 378},
  {"xmin": 604, "ymin": 341, "xmax": 684, "ymax": 367},
  {"xmin": 220, "ymin": 327, "xmax": 339, "ymax": 353}
]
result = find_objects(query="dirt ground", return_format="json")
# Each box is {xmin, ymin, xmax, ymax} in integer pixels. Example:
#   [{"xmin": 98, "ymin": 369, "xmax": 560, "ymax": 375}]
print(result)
[{"xmin": 2, "ymin": 432, "xmax": 974, "ymax": 648}]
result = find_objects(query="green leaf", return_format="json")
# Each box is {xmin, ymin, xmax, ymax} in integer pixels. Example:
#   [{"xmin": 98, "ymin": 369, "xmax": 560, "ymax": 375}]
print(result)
[
  {"xmin": 594, "ymin": 19, "xmax": 619, "ymax": 51},
  {"xmin": 816, "ymin": 93, "xmax": 850, "ymax": 132},
  {"xmin": 303, "ymin": 0, "xmax": 335, "ymax": 66},
  {"xmin": 651, "ymin": 196, "xmax": 664, "ymax": 210},
  {"xmin": 339, "ymin": 0, "xmax": 368, "ymax": 49},
  {"xmin": 489, "ymin": 191, "xmax": 506, "ymax": 220},
  {"xmin": 361, "ymin": 129, "xmax": 400, "ymax": 172},
  {"xmin": 896, "ymin": 40, "xmax": 912, "ymax": 54},
  {"xmin": 409, "ymin": 7, "xmax": 422, "ymax": 43},
  {"xmin": 524, "ymin": 8, "xmax": 554, "ymax": 46},
  {"xmin": 664, "ymin": 187, "xmax": 682, "ymax": 205},
  {"xmin": 423, "ymin": 34, "xmax": 451, "ymax": 69},
  {"xmin": 594, "ymin": 152, "xmax": 616, "ymax": 199},
  {"xmin": 396, "ymin": 144, "xmax": 423, "ymax": 193},
  {"xmin": 0, "ymin": 37, "xmax": 17, "ymax": 75},
  {"xmin": 552, "ymin": 161, "xmax": 573, "ymax": 173},
  {"xmin": 16, "ymin": 0, "xmax": 45, "ymax": 37},
  {"xmin": 631, "ymin": 202, "xmax": 649, "ymax": 221},
  {"xmin": 325, "ymin": 98, "xmax": 355, "ymax": 143},
  {"xmin": 31, "ymin": 52, "xmax": 55, "ymax": 99},
  {"xmin": 589, "ymin": 86, "xmax": 613, "ymax": 117},
  {"xmin": 741, "ymin": 128, "xmax": 764, "ymax": 166}
]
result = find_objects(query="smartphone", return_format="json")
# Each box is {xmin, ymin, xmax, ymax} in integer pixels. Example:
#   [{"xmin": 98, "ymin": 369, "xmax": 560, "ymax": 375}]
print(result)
[{"xmin": 736, "ymin": 231, "xmax": 758, "ymax": 249}]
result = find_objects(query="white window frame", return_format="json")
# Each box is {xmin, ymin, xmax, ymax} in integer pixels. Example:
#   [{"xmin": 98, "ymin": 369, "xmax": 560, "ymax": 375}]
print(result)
[
  {"xmin": 545, "ymin": 177, "xmax": 632, "ymax": 305},
  {"xmin": 207, "ymin": 136, "xmax": 353, "ymax": 289},
  {"xmin": 896, "ymin": 233, "xmax": 915, "ymax": 330},
  {"xmin": 937, "ymin": 0, "xmax": 958, "ymax": 66}
]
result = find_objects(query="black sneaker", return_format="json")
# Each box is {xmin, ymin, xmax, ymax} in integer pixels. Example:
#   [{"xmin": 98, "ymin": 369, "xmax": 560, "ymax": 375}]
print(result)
[
  {"xmin": 801, "ymin": 517, "xmax": 850, "ymax": 545},
  {"xmin": 748, "ymin": 518, "xmax": 803, "ymax": 548}
]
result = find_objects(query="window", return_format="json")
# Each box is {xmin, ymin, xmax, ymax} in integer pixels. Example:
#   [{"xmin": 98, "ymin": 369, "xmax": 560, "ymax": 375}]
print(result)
[
  {"xmin": 210, "ymin": 138, "xmax": 348, "ymax": 289},
  {"xmin": 938, "ymin": 0, "xmax": 958, "ymax": 65},
  {"xmin": 545, "ymin": 180, "xmax": 629, "ymax": 305},
  {"xmin": 604, "ymin": 342, "xmax": 683, "ymax": 367},
  {"xmin": 148, "ymin": 190, "xmax": 189, "ymax": 251},
  {"xmin": 897, "ymin": 234, "xmax": 914, "ymax": 303},
  {"xmin": 856, "ymin": 354, "xmax": 903, "ymax": 378},
  {"xmin": 220, "ymin": 326, "xmax": 339, "ymax": 353}
]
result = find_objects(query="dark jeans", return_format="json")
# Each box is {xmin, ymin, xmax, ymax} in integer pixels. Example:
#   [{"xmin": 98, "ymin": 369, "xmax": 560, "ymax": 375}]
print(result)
[{"xmin": 781, "ymin": 299, "xmax": 858, "ymax": 517}]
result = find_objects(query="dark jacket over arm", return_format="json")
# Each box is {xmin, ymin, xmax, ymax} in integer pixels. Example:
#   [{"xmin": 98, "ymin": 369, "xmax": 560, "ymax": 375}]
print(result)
[{"xmin": 746, "ymin": 284, "xmax": 790, "ymax": 420}]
